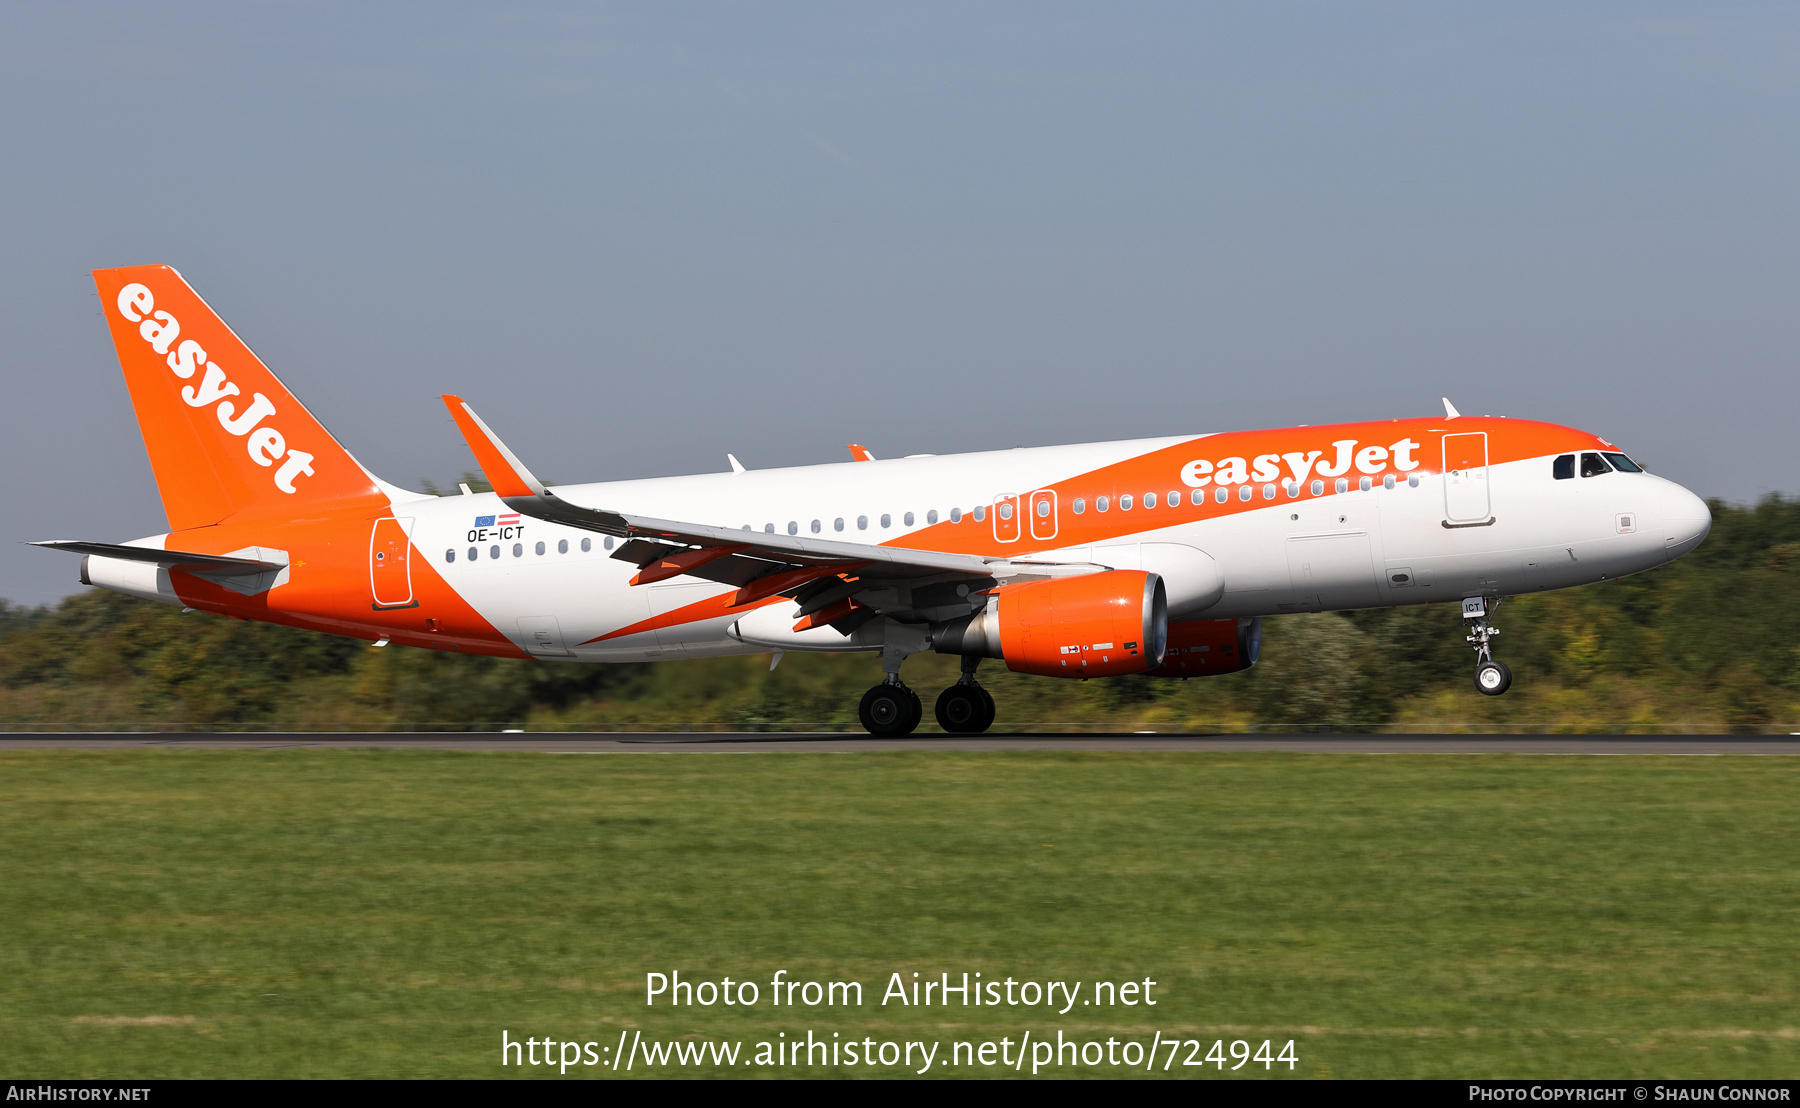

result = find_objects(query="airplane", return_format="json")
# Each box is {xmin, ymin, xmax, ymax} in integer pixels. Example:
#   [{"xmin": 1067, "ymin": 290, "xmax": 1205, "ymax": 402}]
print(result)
[{"xmin": 34, "ymin": 265, "xmax": 1714, "ymax": 735}]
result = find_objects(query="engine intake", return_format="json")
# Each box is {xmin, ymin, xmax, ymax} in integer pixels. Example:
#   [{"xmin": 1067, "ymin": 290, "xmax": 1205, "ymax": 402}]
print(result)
[{"xmin": 934, "ymin": 570, "xmax": 1167, "ymax": 678}]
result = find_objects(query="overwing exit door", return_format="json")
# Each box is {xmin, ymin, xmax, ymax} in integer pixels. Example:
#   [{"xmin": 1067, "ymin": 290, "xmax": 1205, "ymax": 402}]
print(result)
[
  {"xmin": 370, "ymin": 517, "xmax": 416, "ymax": 609},
  {"xmin": 1442, "ymin": 433, "xmax": 1490, "ymax": 523},
  {"xmin": 992, "ymin": 494, "xmax": 1021, "ymax": 543},
  {"xmin": 1028, "ymin": 489, "xmax": 1058, "ymax": 542}
]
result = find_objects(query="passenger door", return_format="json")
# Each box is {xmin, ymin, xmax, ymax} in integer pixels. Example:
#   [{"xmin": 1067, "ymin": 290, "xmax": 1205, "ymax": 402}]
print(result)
[
  {"xmin": 369, "ymin": 517, "xmax": 416, "ymax": 609},
  {"xmin": 1442, "ymin": 432, "xmax": 1490, "ymax": 523}
]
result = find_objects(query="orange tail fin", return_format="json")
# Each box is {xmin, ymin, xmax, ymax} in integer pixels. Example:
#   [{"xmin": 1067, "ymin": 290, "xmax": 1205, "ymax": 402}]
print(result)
[{"xmin": 93, "ymin": 265, "xmax": 388, "ymax": 530}]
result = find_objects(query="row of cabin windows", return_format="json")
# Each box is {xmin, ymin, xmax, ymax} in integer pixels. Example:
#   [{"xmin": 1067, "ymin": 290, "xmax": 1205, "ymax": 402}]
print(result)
[
  {"xmin": 450, "ymin": 471, "xmax": 1435, "ymax": 562},
  {"xmin": 1554, "ymin": 452, "xmax": 1643, "ymax": 480},
  {"xmin": 1072, "ymin": 473, "xmax": 1422, "ymax": 514},
  {"xmin": 753, "ymin": 509, "xmax": 949, "ymax": 535},
  {"xmin": 444, "ymin": 535, "xmax": 616, "ymax": 563}
]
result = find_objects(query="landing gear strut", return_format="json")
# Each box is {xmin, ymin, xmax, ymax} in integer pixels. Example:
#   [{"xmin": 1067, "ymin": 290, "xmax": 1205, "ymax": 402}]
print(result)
[
  {"xmin": 1464, "ymin": 596, "xmax": 1512, "ymax": 696},
  {"xmin": 859, "ymin": 674, "xmax": 922, "ymax": 736},
  {"xmin": 935, "ymin": 656, "xmax": 996, "ymax": 734}
]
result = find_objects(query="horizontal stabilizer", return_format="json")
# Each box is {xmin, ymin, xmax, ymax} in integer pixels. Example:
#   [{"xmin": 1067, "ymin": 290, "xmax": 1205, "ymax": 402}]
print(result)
[{"xmin": 28, "ymin": 540, "xmax": 284, "ymax": 577}]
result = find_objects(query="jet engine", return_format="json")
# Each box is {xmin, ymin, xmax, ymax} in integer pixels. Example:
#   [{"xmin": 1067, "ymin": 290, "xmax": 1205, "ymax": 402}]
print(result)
[
  {"xmin": 933, "ymin": 570, "xmax": 1167, "ymax": 678},
  {"xmin": 1143, "ymin": 616, "xmax": 1261, "ymax": 678}
]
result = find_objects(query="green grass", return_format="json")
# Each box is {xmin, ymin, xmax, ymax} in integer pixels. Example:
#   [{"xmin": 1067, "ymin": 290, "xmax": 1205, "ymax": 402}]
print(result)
[{"xmin": 2, "ymin": 750, "xmax": 1797, "ymax": 1078}]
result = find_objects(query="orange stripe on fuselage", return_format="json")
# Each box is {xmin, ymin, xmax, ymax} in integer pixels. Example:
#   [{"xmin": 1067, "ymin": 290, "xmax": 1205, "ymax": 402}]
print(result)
[
  {"xmin": 579, "ymin": 416, "xmax": 1608, "ymax": 643},
  {"xmin": 159, "ymin": 508, "xmax": 526, "ymax": 657},
  {"xmin": 882, "ymin": 416, "xmax": 1606, "ymax": 559}
]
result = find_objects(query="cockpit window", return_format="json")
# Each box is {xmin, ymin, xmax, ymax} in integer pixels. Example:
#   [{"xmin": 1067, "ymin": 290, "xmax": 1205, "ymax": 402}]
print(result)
[
  {"xmin": 1580, "ymin": 452, "xmax": 1612, "ymax": 478},
  {"xmin": 1553, "ymin": 454, "xmax": 1574, "ymax": 480},
  {"xmin": 1602, "ymin": 452, "xmax": 1643, "ymax": 473}
]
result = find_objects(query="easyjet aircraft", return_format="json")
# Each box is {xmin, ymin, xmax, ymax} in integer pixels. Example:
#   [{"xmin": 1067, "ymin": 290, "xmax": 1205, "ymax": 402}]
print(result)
[{"xmin": 37, "ymin": 265, "xmax": 1714, "ymax": 734}]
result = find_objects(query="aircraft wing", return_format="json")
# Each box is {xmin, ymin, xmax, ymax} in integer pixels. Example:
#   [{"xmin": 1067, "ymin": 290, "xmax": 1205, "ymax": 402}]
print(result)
[
  {"xmin": 441, "ymin": 395, "xmax": 1103, "ymax": 628},
  {"xmin": 28, "ymin": 540, "xmax": 284, "ymax": 577}
]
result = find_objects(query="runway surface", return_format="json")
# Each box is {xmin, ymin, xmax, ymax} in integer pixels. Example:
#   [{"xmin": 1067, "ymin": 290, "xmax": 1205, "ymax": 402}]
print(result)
[{"xmin": 2, "ymin": 733, "xmax": 1798, "ymax": 754}]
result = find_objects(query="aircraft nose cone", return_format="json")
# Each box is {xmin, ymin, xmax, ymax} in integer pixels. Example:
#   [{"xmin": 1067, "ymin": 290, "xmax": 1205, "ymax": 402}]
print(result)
[{"xmin": 1661, "ymin": 482, "xmax": 1712, "ymax": 559}]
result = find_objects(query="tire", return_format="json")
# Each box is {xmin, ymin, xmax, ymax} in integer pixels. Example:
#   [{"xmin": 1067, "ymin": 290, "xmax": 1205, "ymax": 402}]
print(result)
[
  {"xmin": 860, "ymin": 683, "xmax": 920, "ymax": 736},
  {"xmin": 1474, "ymin": 660, "xmax": 1512, "ymax": 696},
  {"xmin": 935, "ymin": 685, "xmax": 987, "ymax": 734}
]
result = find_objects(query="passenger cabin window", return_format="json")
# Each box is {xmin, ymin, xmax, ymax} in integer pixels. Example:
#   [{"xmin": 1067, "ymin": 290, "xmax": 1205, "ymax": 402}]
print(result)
[
  {"xmin": 1580, "ymin": 452, "xmax": 1612, "ymax": 478},
  {"xmin": 1120, "ymin": 495, "xmax": 1133, "ymax": 511},
  {"xmin": 558, "ymin": 539, "xmax": 569, "ymax": 553},
  {"xmin": 1096, "ymin": 496, "xmax": 1109, "ymax": 513},
  {"xmin": 950, "ymin": 508, "xmax": 962, "ymax": 523},
  {"xmin": 445, "ymin": 549, "xmax": 456, "ymax": 563},
  {"xmin": 535, "ymin": 541, "xmax": 546, "ymax": 555},
  {"xmin": 810, "ymin": 520, "xmax": 821, "ymax": 533},
  {"xmin": 1144, "ymin": 492, "xmax": 1157, "ymax": 508},
  {"xmin": 904, "ymin": 512, "xmax": 915, "ymax": 526},
  {"xmin": 1553, "ymin": 454, "xmax": 1575, "ymax": 480},
  {"xmin": 926, "ymin": 510, "xmax": 938, "ymax": 524},
  {"xmin": 1603, "ymin": 452, "xmax": 1643, "ymax": 473},
  {"xmin": 858, "ymin": 515, "xmax": 869, "ymax": 530},
  {"xmin": 881, "ymin": 513, "xmax": 892, "ymax": 528},
  {"xmin": 835, "ymin": 518, "xmax": 845, "ymax": 531},
  {"xmin": 1073, "ymin": 498, "xmax": 1086, "ymax": 514},
  {"xmin": 581, "ymin": 538, "xmax": 592, "ymax": 552}
]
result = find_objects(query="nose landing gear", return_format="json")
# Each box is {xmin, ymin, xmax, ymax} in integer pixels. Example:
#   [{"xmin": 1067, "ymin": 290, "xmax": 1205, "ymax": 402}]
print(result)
[
  {"xmin": 934, "ymin": 656, "xmax": 996, "ymax": 734},
  {"xmin": 1464, "ymin": 596, "xmax": 1512, "ymax": 696}
]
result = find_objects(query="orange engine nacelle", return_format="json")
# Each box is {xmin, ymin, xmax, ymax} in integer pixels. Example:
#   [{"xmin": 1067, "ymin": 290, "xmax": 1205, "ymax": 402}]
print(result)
[
  {"xmin": 933, "ymin": 570, "xmax": 1168, "ymax": 678},
  {"xmin": 1143, "ymin": 617, "xmax": 1262, "ymax": 678}
]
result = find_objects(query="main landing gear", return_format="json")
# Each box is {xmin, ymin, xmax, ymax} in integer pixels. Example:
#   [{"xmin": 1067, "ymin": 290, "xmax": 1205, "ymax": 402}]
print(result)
[
  {"xmin": 858, "ymin": 678, "xmax": 922, "ymax": 737},
  {"xmin": 858, "ymin": 657, "xmax": 995, "ymax": 736},
  {"xmin": 1463, "ymin": 596, "xmax": 1512, "ymax": 696},
  {"xmin": 934, "ymin": 656, "xmax": 996, "ymax": 735}
]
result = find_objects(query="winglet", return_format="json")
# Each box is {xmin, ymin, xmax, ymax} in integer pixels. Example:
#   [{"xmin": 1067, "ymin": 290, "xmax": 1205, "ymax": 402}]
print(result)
[
  {"xmin": 847, "ymin": 443, "xmax": 876, "ymax": 462},
  {"xmin": 1442, "ymin": 397, "xmax": 1461, "ymax": 420},
  {"xmin": 440, "ymin": 395, "xmax": 548, "ymax": 499}
]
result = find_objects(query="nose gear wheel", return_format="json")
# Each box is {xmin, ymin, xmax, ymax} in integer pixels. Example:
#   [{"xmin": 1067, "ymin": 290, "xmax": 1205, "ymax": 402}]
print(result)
[
  {"xmin": 1475, "ymin": 659, "xmax": 1512, "ymax": 696},
  {"xmin": 1463, "ymin": 597, "xmax": 1512, "ymax": 696}
]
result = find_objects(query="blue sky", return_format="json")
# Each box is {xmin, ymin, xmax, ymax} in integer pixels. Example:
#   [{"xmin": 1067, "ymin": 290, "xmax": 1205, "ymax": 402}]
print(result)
[{"xmin": 3, "ymin": 3, "xmax": 1796, "ymax": 603}]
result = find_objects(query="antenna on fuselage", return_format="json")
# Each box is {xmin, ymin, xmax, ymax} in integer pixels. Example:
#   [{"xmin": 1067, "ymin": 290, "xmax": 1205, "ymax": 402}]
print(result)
[
  {"xmin": 727, "ymin": 454, "xmax": 746, "ymax": 473},
  {"xmin": 1442, "ymin": 397, "xmax": 1462, "ymax": 419}
]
